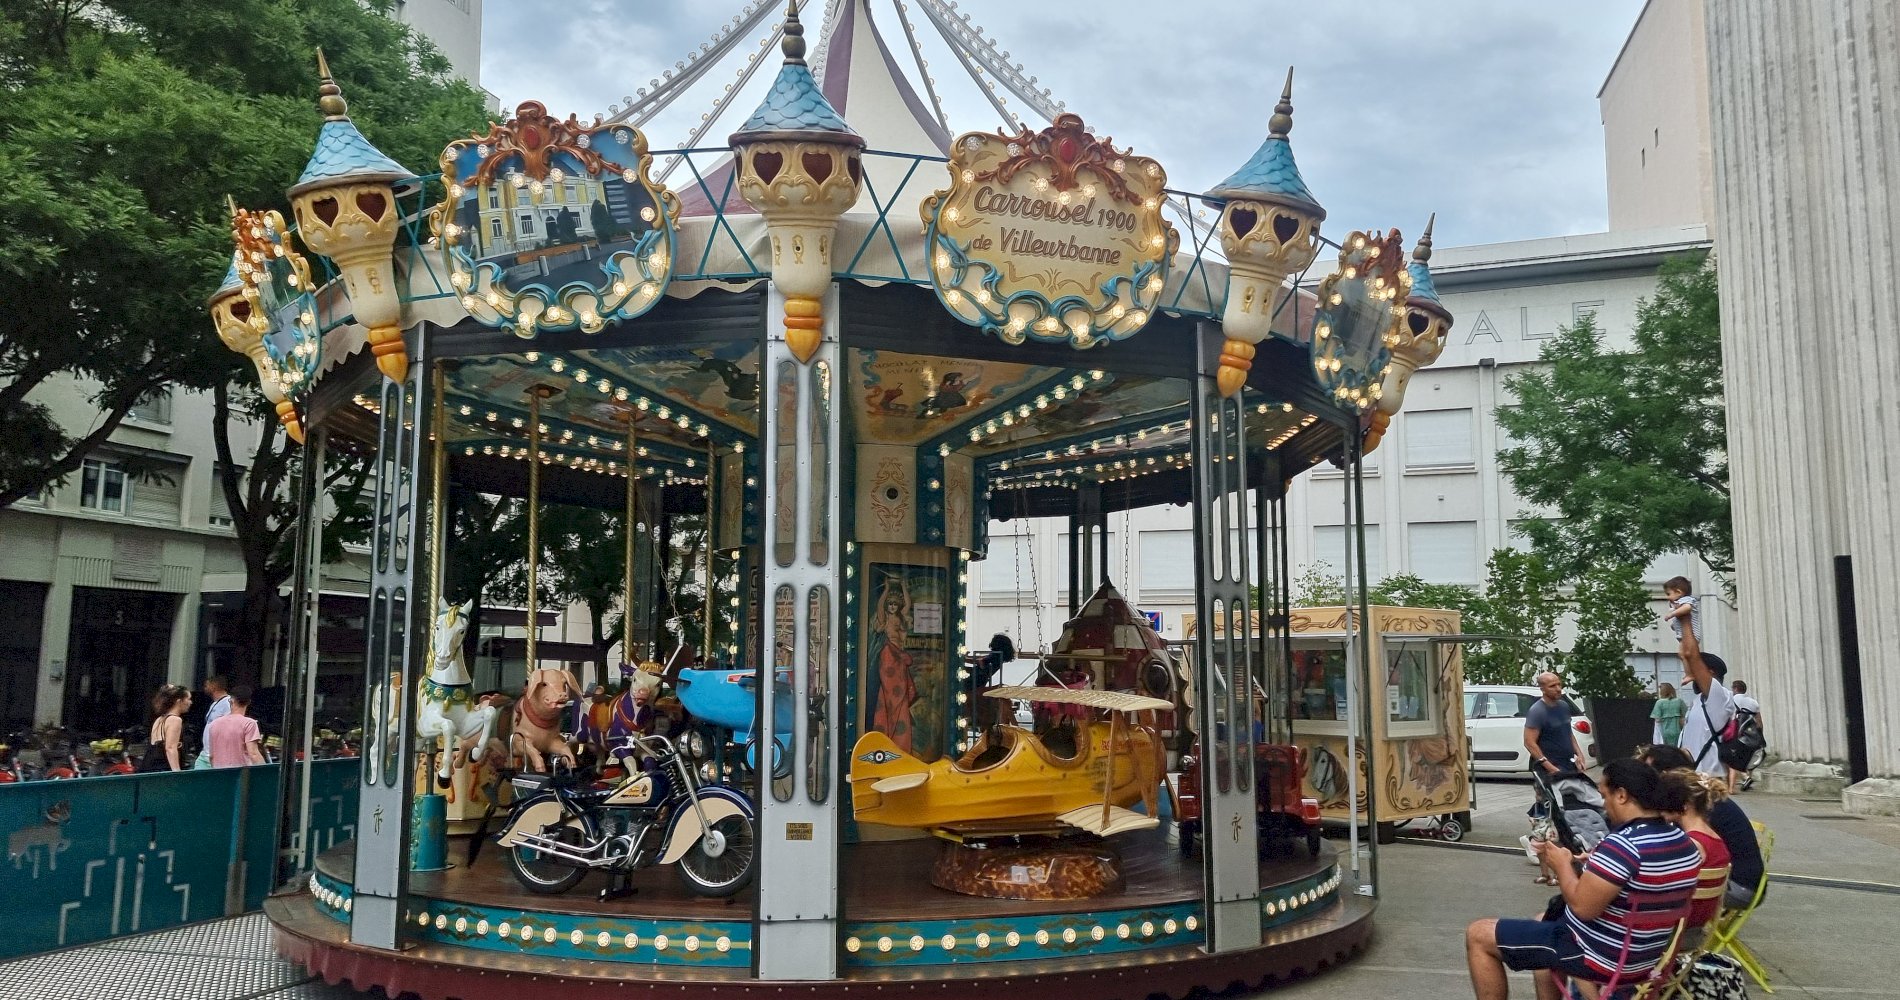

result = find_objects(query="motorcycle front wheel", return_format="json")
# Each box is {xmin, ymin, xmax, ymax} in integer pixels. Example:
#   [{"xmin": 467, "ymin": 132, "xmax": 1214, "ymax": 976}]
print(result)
[
  {"xmin": 506, "ymin": 821, "xmax": 588, "ymax": 894},
  {"xmin": 677, "ymin": 811, "xmax": 757, "ymax": 897}
]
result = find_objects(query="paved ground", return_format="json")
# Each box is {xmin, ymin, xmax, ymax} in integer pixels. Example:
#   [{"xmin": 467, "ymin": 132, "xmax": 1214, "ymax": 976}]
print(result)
[{"xmin": 4, "ymin": 778, "xmax": 1895, "ymax": 1000}]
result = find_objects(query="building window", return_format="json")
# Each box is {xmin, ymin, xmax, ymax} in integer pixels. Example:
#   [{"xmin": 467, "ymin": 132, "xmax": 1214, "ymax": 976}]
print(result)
[
  {"xmin": 978, "ymin": 533, "xmax": 1035, "ymax": 604},
  {"xmin": 564, "ymin": 184, "xmax": 577, "ymax": 203},
  {"xmin": 128, "ymin": 389, "xmax": 172, "ymax": 426},
  {"xmin": 1407, "ymin": 521, "xmax": 1479, "ymax": 585},
  {"xmin": 488, "ymin": 189, "xmax": 500, "ymax": 209},
  {"xmin": 1312, "ymin": 525, "xmax": 1382, "ymax": 584},
  {"xmin": 489, "ymin": 217, "xmax": 503, "ymax": 240},
  {"xmin": 1404, "ymin": 408, "xmax": 1475, "ymax": 469},
  {"xmin": 518, "ymin": 213, "xmax": 535, "ymax": 235},
  {"xmin": 209, "ymin": 463, "xmax": 244, "ymax": 528},
  {"xmin": 80, "ymin": 458, "xmax": 129, "ymax": 513},
  {"xmin": 1138, "ymin": 529, "xmax": 1196, "ymax": 601}
]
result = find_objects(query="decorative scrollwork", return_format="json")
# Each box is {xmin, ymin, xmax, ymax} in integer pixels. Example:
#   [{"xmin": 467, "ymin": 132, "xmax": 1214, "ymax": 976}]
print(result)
[
  {"xmin": 977, "ymin": 114, "xmax": 1140, "ymax": 203},
  {"xmin": 230, "ymin": 206, "xmax": 321, "ymax": 401}
]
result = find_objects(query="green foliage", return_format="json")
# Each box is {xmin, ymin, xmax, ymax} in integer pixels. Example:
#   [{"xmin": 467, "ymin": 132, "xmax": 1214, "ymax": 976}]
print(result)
[
  {"xmin": 1496, "ymin": 255, "xmax": 1730, "ymax": 584},
  {"xmin": 1461, "ymin": 549, "xmax": 1564, "ymax": 685},
  {"xmin": 0, "ymin": 0, "xmax": 490, "ymax": 507},
  {"xmin": 1566, "ymin": 563, "xmax": 1653, "ymax": 700},
  {"xmin": 1285, "ymin": 548, "xmax": 1563, "ymax": 686}
]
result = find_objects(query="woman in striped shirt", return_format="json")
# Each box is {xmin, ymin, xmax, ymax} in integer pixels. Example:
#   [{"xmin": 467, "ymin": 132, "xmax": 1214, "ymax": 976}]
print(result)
[{"xmin": 1466, "ymin": 758, "xmax": 1702, "ymax": 999}]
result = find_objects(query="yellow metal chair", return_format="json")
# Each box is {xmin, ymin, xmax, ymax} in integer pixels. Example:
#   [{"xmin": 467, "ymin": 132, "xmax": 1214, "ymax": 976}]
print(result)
[
  {"xmin": 1651, "ymin": 860, "xmax": 1733, "ymax": 1000},
  {"xmin": 1703, "ymin": 821, "xmax": 1775, "ymax": 992}
]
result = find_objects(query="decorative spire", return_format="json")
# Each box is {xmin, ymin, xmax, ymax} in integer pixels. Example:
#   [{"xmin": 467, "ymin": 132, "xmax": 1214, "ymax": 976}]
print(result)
[
  {"xmin": 1413, "ymin": 212, "xmax": 1436, "ymax": 264},
  {"xmin": 1203, "ymin": 67, "xmax": 1322, "ymax": 217},
  {"xmin": 781, "ymin": 0, "xmax": 807, "ymax": 66},
  {"xmin": 316, "ymin": 48, "xmax": 348, "ymax": 121},
  {"xmin": 1268, "ymin": 67, "xmax": 1294, "ymax": 138}
]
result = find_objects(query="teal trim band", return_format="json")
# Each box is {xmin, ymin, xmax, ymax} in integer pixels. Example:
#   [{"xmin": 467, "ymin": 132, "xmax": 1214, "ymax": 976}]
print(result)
[{"xmin": 307, "ymin": 872, "xmax": 752, "ymax": 968}]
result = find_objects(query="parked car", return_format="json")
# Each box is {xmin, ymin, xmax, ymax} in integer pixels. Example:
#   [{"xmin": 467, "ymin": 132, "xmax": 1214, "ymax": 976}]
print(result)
[{"xmin": 1463, "ymin": 685, "xmax": 1597, "ymax": 774}]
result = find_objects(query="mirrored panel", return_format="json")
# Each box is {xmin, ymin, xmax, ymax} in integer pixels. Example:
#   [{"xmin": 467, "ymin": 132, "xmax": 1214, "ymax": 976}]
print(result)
[{"xmin": 434, "ymin": 103, "xmax": 679, "ymax": 337}]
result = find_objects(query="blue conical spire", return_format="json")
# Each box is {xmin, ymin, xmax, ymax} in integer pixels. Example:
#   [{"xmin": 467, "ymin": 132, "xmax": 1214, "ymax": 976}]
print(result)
[
  {"xmin": 730, "ymin": 1, "xmax": 865, "ymax": 147},
  {"xmin": 1407, "ymin": 214, "xmax": 1451, "ymax": 319},
  {"xmin": 288, "ymin": 49, "xmax": 417, "ymax": 197},
  {"xmin": 1204, "ymin": 68, "xmax": 1324, "ymax": 219}
]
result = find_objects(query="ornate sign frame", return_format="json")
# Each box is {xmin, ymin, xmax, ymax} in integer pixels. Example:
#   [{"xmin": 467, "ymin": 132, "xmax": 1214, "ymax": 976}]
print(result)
[
  {"xmin": 231, "ymin": 206, "xmax": 322, "ymax": 399},
  {"xmin": 922, "ymin": 114, "xmax": 1179, "ymax": 349},
  {"xmin": 432, "ymin": 101, "xmax": 681, "ymax": 338},
  {"xmin": 1309, "ymin": 229, "xmax": 1409, "ymax": 412}
]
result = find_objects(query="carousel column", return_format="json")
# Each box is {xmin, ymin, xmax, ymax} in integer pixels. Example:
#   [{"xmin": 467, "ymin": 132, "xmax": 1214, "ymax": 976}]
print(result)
[
  {"xmin": 629, "ymin": 479, "xmax": 664, "ymax": 666},
  {"xmin": 275, "ymin": 426, "xmax": 326, "ymax": 879},
  {"xmin": 757, "ymin": 283, "xmax": 845, "ymax": 979},
  {"xmin": 351, "ymin": 337, "xmax": 436, "ymax": 950},
  {"xmin": 1190, "ymin": 322, "xmax": 1263, "ymax": 953},
  {"xmin": 1067, "ymin": 482, "xmax": 1105, "ymax": 615},
  {"xmin": 1254, "ymin": 455, "xmax": 1293, "ymax": 745}
]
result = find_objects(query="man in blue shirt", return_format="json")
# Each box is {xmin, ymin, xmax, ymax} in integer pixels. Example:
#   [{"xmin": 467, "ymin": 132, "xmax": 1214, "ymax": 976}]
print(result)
[{"xmin": 1524, "ymin": 672, "xmax": 1588, "ymax": 776}]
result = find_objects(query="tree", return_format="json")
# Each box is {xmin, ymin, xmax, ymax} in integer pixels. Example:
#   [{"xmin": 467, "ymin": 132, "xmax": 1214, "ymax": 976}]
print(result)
[
  {"xmin": 589, "ymin": 200, "xmax": 621, "ymax": 243},
  {"xmin": 1566, "ymin": 563, "xmax": 1652, "ymax": 700},
  {"xmin": 0, "ymin": 0, "xmax": 490, "ymax": 509},
  {"xmin": 539, "ymin": 505, "xmax": 627, "ymax": 686},
  {"xmin": 1461, "ymin": 549, "xmax": 1565, "ymax": 685},
  {"xmin": 1496, "ymin": 255, "xmax": 1729, "ymax": 583},
  {"xmin": 209, "ymin": 383, "xmax": 370, "ymax": 688}
]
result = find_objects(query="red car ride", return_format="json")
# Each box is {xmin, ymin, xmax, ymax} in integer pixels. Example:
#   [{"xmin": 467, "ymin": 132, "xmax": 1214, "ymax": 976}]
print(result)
[{"xmin": 1174, "ymin": 740, "xmax": 1323, "ymax": 858}]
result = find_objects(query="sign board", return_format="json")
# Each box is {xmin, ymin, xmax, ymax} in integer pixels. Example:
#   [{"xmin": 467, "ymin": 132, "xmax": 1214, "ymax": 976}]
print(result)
[{"xmin": 923, "ymin": 114, "xmax": 1178, "ymax": 349}]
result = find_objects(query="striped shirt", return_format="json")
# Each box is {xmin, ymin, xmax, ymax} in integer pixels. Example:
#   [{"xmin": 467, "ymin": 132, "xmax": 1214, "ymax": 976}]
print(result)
[
  {"xmin": 1668, "ymin": 595, "xmax": 1702, "ymax": 643},
  {"xmin": 1565, "ymin": 818, "xmax": 1702, "ymax": 979}
]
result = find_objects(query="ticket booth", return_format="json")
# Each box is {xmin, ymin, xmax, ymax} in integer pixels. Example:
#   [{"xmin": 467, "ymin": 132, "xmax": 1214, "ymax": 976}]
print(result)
[{"xmin": 1283, "ymin": 606, "xmax": 1470, "ymax": 838}]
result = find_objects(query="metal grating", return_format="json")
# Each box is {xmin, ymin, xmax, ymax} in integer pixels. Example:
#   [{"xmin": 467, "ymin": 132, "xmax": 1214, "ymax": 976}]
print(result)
[{"xmin": 0, "ymin": 913, "xmax": 391, "ymax": 1000}]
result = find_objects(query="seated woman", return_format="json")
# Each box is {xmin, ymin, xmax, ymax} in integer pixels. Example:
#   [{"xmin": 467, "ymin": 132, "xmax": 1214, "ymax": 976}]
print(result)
[{"xmin": 1659, "ymin": 768, "xmax": 1734, "ymax": 930}]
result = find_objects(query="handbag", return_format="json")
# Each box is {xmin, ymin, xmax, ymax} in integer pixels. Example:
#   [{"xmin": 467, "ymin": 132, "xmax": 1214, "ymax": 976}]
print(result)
[{"xmin": 1680, "ymin": 953, "xmax": 1749, "ymax": 1000}]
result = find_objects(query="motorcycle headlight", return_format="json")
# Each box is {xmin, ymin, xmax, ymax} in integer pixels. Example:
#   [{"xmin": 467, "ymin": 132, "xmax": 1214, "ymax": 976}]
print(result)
[
  {"xmin": 698, "ymin": 760, "xmax": 721, "ymax": 784},
  {"xmin": 679, "ymin": 730, "xmax": 706, "ymax": 760},
  {"xmin": 1178, "ymin": 755, "xmax": 1197, "ymax": 772}
]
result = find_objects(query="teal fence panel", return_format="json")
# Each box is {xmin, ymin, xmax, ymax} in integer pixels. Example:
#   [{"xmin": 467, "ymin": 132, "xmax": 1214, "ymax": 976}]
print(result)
[{"xmin": 0, "ymin": 760, "xmax": 359, "ymax": 960}]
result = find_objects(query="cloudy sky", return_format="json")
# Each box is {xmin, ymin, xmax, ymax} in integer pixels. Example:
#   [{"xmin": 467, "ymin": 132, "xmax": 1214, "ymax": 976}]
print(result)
[{"xmin": 481, "ymin": 0, "xmax": 1647, "ymax": 249}]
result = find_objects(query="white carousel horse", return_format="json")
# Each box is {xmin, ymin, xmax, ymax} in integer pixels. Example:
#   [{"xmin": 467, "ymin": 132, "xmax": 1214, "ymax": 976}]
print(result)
[{"xmin": 417, "ymin": 599, "xmax": 500, "ymax": 792}]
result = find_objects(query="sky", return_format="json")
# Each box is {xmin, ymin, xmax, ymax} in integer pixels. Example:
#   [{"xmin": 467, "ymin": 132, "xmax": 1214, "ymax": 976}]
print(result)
[{"xmin": 480, "ymin": 0, "xmax": 1649, "ymax": 250}]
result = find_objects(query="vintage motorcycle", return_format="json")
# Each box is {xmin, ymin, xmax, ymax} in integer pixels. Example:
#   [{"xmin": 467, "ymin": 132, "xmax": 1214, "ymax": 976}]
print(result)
[{"xmin": 496, "ymin": 731, "xmax": 757, "ymax": 899}]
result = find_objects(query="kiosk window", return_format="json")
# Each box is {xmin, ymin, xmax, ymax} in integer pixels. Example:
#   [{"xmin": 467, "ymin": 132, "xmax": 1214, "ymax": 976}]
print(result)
[
  {"xmin": 1290, "ymin": 645, "xmax": 1349, "ymax": 724},
  {"xmin": 1385, "ymin": 642, "xmax": 1441, "ymax": 734}
]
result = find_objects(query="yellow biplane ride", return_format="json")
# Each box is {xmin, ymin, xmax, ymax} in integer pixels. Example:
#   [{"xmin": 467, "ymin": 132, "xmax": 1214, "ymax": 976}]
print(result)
[{"xmin": 847, "ymin": 685, "xmax": 1171, "ymax": 841}]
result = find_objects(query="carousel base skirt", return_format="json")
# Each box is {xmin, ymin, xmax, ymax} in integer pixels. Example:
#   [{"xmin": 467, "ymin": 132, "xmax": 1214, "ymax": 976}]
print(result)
[{"xmin": 269, "ymin": 831, "xmax": 1373, "ymax": 1000}]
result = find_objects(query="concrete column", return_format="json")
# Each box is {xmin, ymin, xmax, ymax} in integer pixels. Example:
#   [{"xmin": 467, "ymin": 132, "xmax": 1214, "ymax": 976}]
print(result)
[{"xmin": 1707, "ymin": 3, "xmax": 1900, "ymax": 777}]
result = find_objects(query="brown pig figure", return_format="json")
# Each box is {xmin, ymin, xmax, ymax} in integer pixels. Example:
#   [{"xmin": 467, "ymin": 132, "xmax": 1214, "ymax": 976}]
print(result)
[{"xmin": 511, "ymin": 667, "xmax": 582, "ymax": 773}]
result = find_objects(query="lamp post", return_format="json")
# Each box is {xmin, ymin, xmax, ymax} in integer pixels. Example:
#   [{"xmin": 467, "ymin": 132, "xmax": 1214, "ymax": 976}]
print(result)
[
  {"xmin": 1204, "ymin": 69, "xmax": 1327, "ymax": 398},
  {"xmin": 286, "ymin": 50, "xmax": 418, "ymax": 382},
  {"xmin": 728, "ymin": 0, "xmax": 865, "ymax": 364}
]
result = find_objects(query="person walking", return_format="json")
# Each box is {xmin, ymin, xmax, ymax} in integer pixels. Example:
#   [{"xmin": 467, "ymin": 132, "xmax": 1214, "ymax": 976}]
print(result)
[
  {"xmin": 1524, "ymin": 671, "xmax": 1588, "ymax": 777},
  {"xmin": 204, "ymin": 685, "xmax": 265, "ymax": 767},
  {"xmin": 138, "ymin": 684, "xmax": 191, "ymax": 772},
  {"xmin": 1650, "ymin": 682, "xmax": 1685, "ymax": 747},
  {"xmin": 1728, "ymin": 680, "xmax": 1764, "ymax": 791}
]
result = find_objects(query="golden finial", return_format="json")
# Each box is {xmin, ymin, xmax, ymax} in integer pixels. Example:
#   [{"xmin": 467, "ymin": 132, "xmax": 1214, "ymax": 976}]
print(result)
[
  {"xmin": 781, "ymin": 0, "xmax": 807, "ymax": 65},
  {"xmin": 316, "ymin": 48, "xmax": 349, "ymax": 120},
  {"xmin": 1268, "ymin": 67, "xmax": 1294, "ymax": 138},
  {"xmin": 1414, "ymin": 213, "xmax": 1436, "ymax": 264}
]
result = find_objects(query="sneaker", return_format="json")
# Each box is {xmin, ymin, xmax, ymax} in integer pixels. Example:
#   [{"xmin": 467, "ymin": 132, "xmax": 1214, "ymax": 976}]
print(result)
[
  {"xmin": 1739, "ymin": 776, "xmax": 1755, "ymax": 792},
  {"xmin": 1520, "ymin": 834, "xmax": 1539, "ymax": 864}
]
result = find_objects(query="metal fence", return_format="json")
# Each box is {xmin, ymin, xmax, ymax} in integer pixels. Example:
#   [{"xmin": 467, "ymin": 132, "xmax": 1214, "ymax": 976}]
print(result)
[{"xmin": 0, "ymin": 760, "xmax": 358, "ymax": 960}]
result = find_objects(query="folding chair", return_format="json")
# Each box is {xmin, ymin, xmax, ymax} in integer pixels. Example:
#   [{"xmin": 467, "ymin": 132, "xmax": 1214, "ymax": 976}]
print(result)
[
  {"xmin": 1704, "ymin": 821, "xmax": 1775, "ymax": 992},
  {"xmin": 1556, "ymin": 882, "xmax": 1697, "ymax": 1000},
  {"xmin": 1652, "ymin": 859, "xmax": 1732, "ymax": 1000}
]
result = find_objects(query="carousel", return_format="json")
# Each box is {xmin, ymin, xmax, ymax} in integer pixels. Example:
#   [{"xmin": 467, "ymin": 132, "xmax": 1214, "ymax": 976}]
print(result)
[{"xmin": 215, "ymin": 2, "xmax": 1454, "ymax": 997}]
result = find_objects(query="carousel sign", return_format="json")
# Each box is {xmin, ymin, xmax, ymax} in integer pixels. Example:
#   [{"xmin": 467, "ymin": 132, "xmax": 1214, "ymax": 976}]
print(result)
[
  {"xmin": 923, "ymin": 114, "xmax": 1178, "ymax": 349},
  {"xmin": 433, "ymin": 101, "xmax": 681, "ymax": 338}
]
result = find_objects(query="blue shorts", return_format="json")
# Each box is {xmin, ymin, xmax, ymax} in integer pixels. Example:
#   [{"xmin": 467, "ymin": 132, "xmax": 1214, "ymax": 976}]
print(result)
[{"xmin": 1494, "ymin": 918, "xmax": 1601, "ymax": 982}]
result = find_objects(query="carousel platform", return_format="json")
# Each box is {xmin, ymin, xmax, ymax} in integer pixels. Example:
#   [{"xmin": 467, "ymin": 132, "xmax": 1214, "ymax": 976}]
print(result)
[{"xmin": 268, "ymin": 831, "xmax": 1372, "ymax": 999}]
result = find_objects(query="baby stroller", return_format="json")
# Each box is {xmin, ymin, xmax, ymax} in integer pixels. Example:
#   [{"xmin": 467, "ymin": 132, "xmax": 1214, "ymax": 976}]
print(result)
[{"xmin": 1531, "ymin": 768, "xmax": 1609, "ymax": 855}]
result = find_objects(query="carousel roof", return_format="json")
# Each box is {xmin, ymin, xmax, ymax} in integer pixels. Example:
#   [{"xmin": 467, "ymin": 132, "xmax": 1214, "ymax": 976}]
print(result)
[
  {"xmin": 730, "ymin": 3, "xmax": 865, "ymax": 146},
  {"xmin": 288, "ymin": 53, "xmax": 415, "ymax": 197},
  {"xmin": 1204, "ymin": 71, "xmax": 1323, "ymax": 219}
]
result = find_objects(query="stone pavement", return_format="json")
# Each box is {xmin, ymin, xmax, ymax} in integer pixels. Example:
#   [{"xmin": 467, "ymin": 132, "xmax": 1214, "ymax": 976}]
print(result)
[{"xmin": 4, "ymin": 778, "xmax": 1895, "ymax": 1000}]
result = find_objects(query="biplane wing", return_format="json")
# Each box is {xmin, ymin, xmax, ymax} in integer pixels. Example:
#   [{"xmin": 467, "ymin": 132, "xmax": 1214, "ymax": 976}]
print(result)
[
  {"xmin": 1056, "ymin": 804, "xmax": 1159, "ymax": 837},
  {"xmin": 982, "ymin": 685, "xmax": 1173, "ymax": 713}
]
